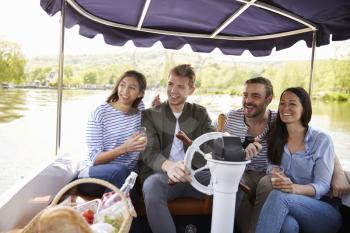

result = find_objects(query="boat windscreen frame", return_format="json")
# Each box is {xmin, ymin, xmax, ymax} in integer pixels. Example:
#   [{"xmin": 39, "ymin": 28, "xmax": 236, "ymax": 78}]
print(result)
[{"xmin": 56, "ymin": 0, "xmax": 66, "ymax": 155}]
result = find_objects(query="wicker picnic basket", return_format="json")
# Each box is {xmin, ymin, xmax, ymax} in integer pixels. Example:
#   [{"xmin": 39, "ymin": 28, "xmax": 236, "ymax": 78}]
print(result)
[{"xmin": 22, "ymin": 178, "xmax": 133, "ymax": 233}]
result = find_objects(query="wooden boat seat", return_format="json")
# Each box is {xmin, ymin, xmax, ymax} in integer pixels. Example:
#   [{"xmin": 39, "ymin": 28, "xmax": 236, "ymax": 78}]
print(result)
[
  {"xmin": 136, "ymin": 195, "xmax": 213, "ymax": 216},
  {"xmin": 168, "ymin": 197, "xmax": 212, "ymax": 215}
]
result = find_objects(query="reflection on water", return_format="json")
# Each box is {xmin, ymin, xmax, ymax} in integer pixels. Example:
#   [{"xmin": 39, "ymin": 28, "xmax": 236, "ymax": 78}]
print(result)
[
  {"xmin": 0, "ymin": 88, "xmax": 110, "ymax": 194},
  {"xmin": 313, "ymin": 101, "xmax": 350, "ymax": 131},
  {"xmin": 0, "ymin": 88, "xmax": 350, "ymax": 194},
  {"xmin": 0, "ymin": 89, "xmax": 27, "ymax": 122}
]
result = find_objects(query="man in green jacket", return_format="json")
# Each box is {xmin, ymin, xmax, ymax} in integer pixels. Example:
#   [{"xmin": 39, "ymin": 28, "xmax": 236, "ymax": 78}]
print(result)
[{"xmin": 139, "ymin": 64, "xmax": 215, "ymax": 233}]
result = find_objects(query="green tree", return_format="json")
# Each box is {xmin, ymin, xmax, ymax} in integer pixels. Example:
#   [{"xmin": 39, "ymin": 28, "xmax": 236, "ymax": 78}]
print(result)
[
  {"xmin": 0, "ymin": 40, "xmax": 26, "ymax": 84},
  {"xmin": 28, "ymin": 66, "xmax": 52, "ymax": 85},
  {"xmin": 83, "ymin": 70, "xmax": 97, "ymax": 84},
  {"xmin": 63, "ymin": 66, "xmax": 74, "ymax": 87}
]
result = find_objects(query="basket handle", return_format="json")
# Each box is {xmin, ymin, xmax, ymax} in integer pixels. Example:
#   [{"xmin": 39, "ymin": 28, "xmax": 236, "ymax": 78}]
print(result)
[{"xmin": 50, "ymin": 178, "xmax": 130, "ymax": 213}]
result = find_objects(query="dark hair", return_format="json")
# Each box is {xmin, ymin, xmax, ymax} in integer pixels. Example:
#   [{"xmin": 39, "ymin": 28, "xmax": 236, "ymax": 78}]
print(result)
[
  {"xmin": 245, "ymin": 77, "xmax": 274, "ymax": 98},
  {"xmin": 268, "ymin": 87, "xmax": 312, "ymax": 165},
  {"xmin": 106, "ymin": 70, "xmax": 147, "ymax": 115},
  {"xmin": 169, "ymin": 64, "xmax": 196, "ymax": 88}
]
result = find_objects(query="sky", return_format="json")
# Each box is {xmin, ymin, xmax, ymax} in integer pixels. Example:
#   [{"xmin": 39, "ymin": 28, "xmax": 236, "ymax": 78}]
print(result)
[
  {"xmin": 0, "ymin": 0, "xmax": 347, "ymax": 60},
  {"xmin": 0, "ymin": 0, "xmax": 131, "ymax": 58}
]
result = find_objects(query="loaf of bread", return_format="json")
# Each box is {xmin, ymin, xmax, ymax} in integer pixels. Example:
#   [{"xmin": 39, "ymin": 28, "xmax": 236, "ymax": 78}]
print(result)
[{"xmin": 37, "ymin": 206, "xmax": 92, "ymax": 233}]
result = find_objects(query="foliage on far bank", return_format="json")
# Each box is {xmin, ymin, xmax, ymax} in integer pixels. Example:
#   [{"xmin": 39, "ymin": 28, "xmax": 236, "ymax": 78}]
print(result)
[
  {"xmin": 318, "ymin": 92, "xmax": 350, "ymax": 102},
  {"xmin": 1, "ymin": 38, "xmax": 350, "ymax": 102}
]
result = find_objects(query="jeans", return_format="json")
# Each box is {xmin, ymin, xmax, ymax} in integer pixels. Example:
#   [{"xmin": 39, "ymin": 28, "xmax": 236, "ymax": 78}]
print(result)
[
  {"xmin": 78, "ymin": 163, "xmax": 131, "ymax": 195},
  {"xmin": 256, "ymin": 190, "xmax": 342, "ymax": 233},
  {"xmin": 142, "ymin": 173, "xmax": 208, "ymax": 233}
]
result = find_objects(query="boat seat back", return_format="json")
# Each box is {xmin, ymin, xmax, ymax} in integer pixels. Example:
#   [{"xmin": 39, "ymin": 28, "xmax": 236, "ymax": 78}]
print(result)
[{"xmin": 0, "ymin": 153, "xmax": 78, "ymax": 231}]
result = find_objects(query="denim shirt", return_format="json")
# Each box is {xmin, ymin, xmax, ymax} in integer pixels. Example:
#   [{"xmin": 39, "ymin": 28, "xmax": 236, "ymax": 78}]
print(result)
[{"xmin": 280, "ymin": 126, "xmax": 335, "ymax": 199}]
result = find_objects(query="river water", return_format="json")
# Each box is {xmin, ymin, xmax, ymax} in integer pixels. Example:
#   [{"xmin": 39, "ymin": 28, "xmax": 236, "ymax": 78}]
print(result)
[{"xmin": 0, "ymin": 88, "xmax": 349, "ymax": 194}]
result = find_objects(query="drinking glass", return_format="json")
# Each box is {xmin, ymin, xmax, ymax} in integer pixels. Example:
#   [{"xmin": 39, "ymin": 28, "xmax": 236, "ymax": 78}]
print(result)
[
  {"xmin": 267, "ymin": 165, "xmax": 284, "ymax": 182},
  {"xmin": 138, "ymin": 127, "xmax": 147, "ymax": 142}
]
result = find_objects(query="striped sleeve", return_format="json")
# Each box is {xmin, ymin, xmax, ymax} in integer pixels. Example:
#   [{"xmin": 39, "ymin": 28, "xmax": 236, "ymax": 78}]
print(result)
[
  {"xmin": 81, "ymin": 101, "xmax": 144, "ymax": 172},
  {"xmin": 86, "ymin": 107, "xmax": 104, "ymax": 164},
  {"xmin": 225, "ymin": 109, "xmax": 246, "ymax": 139}
]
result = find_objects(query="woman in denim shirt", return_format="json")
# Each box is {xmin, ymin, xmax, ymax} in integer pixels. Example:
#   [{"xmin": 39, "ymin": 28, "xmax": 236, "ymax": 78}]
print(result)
[{"xmin": 256, "ymin": 87, "xmax": 342, "ymax": 233}]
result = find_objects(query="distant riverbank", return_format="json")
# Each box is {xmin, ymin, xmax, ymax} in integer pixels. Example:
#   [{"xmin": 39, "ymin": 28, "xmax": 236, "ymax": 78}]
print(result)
[
  {"xmin": 197, "ymin": 88, "xmax": 350, "ymax": 102},
  {"xmin": 1, "ymin": 84, "xmax": 113, "ymax": 91},
  {"xmin": 2, "ymin": 85, "xmax": 350, "ymax": 102}
]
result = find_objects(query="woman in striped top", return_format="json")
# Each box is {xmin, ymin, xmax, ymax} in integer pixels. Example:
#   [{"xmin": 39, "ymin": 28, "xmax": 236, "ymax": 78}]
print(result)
[{"xmin": 78, "ymin": 70, "xmax": 147, "ymax": 194}]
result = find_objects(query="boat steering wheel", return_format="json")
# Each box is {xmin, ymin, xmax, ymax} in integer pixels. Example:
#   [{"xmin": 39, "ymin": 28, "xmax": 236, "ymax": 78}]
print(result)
[{"xmin": 184, "ymin": 132, "xmax": 226, "ymax": 195}]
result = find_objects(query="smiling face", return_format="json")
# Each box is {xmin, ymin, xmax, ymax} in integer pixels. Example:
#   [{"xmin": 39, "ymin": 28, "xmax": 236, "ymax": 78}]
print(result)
[
  {"xmin": 117, "ymin": 76, "xmax": 142, "ymax": 106},
  {"xmin": 278, "ymin": 91, "xmax": 304, "ymax": 125},
  {"xmin": 166, "ymin": 73, "xmax": 195, "ymax": 112},
  {"xmin": 242, "ymin": 83, "xmax": 272, "ymax": 118}
]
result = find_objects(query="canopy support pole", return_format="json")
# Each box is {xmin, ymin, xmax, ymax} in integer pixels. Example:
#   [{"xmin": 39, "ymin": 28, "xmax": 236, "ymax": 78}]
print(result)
[
  {"xmin": 55, "ymin": 0, "xmax": 66, "ymax": 155},
  {"xmin": 211, "ymin": 0, "xmax": 257, "ymax": 38},
  {"xmin": 308, "ymin": 31, "xmax": 316, "ymax": 96},
  {"xmin": 137, "ymin": 0, "xmax": 152, "ymax": 30}
]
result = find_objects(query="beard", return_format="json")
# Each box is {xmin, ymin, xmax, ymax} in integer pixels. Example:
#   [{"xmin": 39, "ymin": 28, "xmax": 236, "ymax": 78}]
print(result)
[{"xmin": 244, "ymin": 103, "xmax": 266, "ymax": 118}]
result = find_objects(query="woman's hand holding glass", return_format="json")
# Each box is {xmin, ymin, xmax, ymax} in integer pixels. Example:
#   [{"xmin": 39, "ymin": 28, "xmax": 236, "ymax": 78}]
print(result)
[
  {"xmin": 123, "ymin": 127, "xmax": 147, "ymax": 153},
  {"xmin": 268, "ymin": 165, "xmax": 294, "ymax": 193}
]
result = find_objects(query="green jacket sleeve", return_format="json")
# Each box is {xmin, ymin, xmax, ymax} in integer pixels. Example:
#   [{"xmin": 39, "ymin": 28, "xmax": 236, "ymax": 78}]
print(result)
[{"xmin": 199, "ymin": 106, "xmax": 216, "ymax": 134}]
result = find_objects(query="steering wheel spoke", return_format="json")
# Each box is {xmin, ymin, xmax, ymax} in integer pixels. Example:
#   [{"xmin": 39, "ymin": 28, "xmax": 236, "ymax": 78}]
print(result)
[
  {"xmin": 184, "ymin": 132, "xmax": 225, "ymax": 195},
  {"xmin": 192, "ymin": 146, "xmax": 206, "ymax": 157},
  {"xmin": 193, "ymin": 164, "xmax": 209, "ymax": 175}
]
